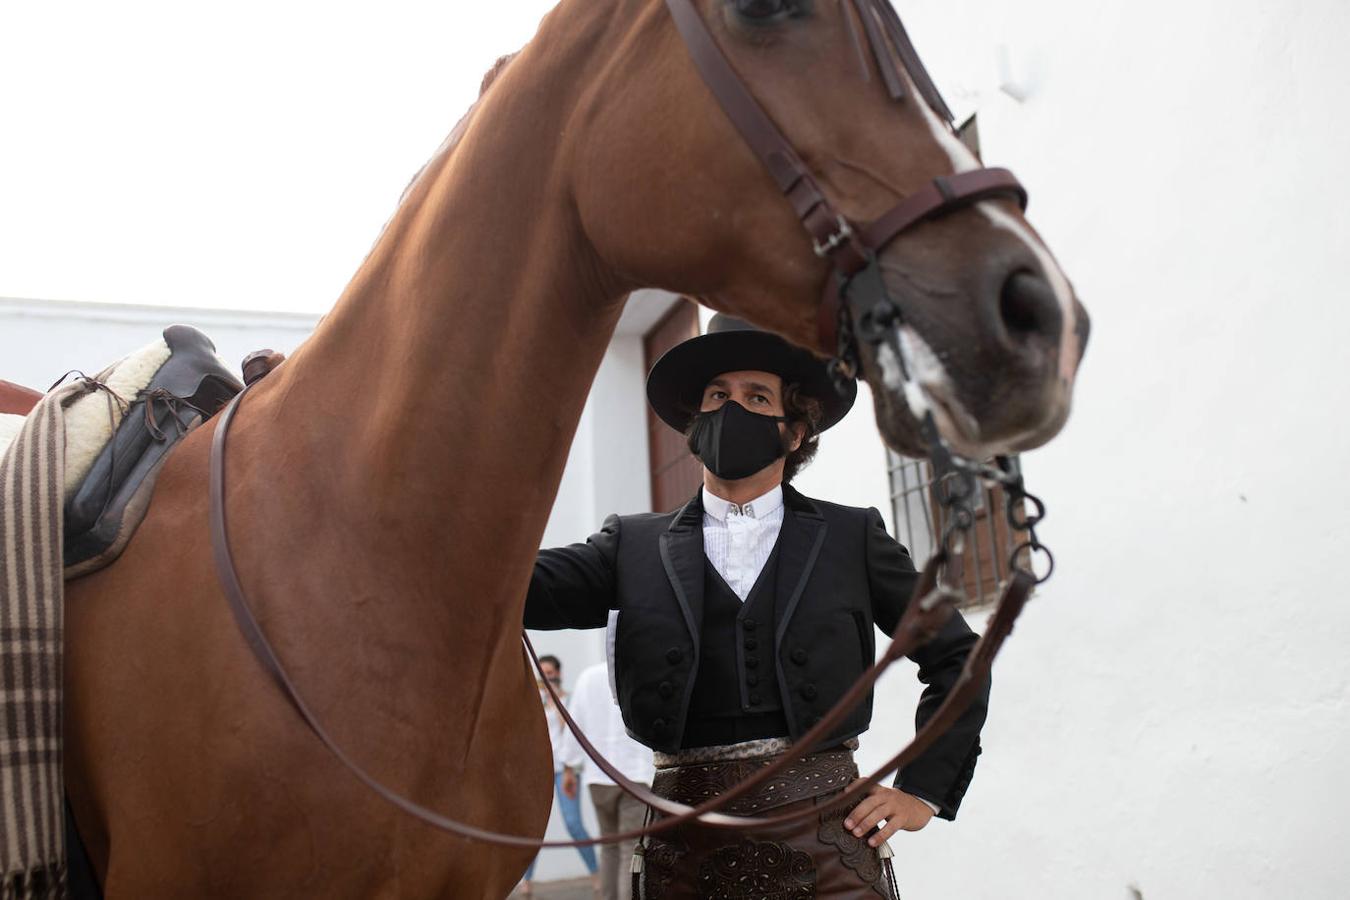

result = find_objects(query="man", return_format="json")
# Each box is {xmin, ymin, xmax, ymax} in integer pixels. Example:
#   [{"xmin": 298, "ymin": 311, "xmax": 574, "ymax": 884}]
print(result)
[
  {"xmin": 558, "ymin": 629, "xmax": 655, "ymax": 900},
  {"xmin": 526, "ymin": 314, "xmax": 989, "ymax": 898}
]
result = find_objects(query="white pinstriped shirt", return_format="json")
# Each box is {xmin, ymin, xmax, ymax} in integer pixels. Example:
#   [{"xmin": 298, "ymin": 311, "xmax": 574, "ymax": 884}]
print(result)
[{"xmin": 701, "ymin": 484, "xmax": 785, "ymax": 601}]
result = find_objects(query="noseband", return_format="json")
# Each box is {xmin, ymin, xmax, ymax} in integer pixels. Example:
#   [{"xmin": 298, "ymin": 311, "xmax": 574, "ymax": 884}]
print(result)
[{"xmin": 663, "ymin": 0, "xmax": 1028, "ymax": 387}]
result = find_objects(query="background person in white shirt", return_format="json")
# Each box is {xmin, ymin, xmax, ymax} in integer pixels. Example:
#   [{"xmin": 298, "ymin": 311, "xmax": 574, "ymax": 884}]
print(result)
[
  {"xmin": 526, "ymin": 314, "xmax": 988, "ymax": 898},
  {"xmin": 559, "ymin": 651, "xmax": 654, "ymax": 900},
  {"xmin": 520, "ymin": 655, "xmax": 599, "ymax": 897}
]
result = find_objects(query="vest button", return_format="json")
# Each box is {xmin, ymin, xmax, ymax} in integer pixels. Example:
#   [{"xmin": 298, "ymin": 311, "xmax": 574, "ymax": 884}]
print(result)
[
  {"xmin": 790, "ymin": 648, "xmax": 808, "ymax": 665},
  {"xmin": 743, "ymin": 618, "xmax": 757, "ymax": 631},
  {"xmin": 746, "ymin": 674, "xmax": 759, "ymax": 687},
  {"xmin": 749, "ymin": 693, "xmax": 762, "ymax": 706},
  {"xmin": 744, "ymin": 638, "xmax": 758, "ymax": 651},
  {"xmin": 658, "ymin": 681, "xmax": 675, "ymax": 699},
  {"xmin": 666, "ymin": 648, "xmax": 684, "ymax": 664},
  {"xmin": 744, "ymin": 657, "xmax": 759, "ymax": 669},
  {"xmin": 800, "ymin": 684, "xmax": 818, "ymax": 701},
  {"xmin": 652, "ymin": 718, "xmax": 670, "ymax": 736}
]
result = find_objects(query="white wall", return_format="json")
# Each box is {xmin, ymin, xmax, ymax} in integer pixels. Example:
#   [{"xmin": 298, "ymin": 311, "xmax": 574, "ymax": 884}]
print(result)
[
  {"xmin": 524, "ymin": 297, "xmax": 671, "ymax": 882},
  {"xmin": 0, "ymin": 296, "xmax": 316, "ymax": 390}
]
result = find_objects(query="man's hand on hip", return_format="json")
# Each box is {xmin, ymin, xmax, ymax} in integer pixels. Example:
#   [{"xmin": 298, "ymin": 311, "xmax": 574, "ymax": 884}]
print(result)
[{"xmin": 844, "ymin": 782, "xmax": 935, "ymax": 846}]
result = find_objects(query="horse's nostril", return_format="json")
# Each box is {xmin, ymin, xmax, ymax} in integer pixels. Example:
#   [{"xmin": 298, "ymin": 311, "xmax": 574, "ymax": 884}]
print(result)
[{"xmin": 999, "ymin": 270, "xmax": 1062, "ymax": 344}]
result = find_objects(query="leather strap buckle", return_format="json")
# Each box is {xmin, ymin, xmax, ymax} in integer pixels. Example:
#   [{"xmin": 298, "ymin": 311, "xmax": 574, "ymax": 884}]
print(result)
[{"xmin": 812, "ymin": 215, "xmax": 855, "ymax": 259}]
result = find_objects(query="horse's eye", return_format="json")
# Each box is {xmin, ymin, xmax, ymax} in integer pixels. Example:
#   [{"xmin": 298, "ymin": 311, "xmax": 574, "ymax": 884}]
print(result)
[{"xmin": 732, "ymin": 0, "xmax": 796, "ymax": 23}]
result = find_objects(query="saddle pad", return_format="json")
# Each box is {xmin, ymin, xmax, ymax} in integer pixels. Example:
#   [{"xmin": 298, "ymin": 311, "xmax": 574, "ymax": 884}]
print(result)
[{"xmin": 61, "ymin": 338, "xmax": 173, "ymax": 500}]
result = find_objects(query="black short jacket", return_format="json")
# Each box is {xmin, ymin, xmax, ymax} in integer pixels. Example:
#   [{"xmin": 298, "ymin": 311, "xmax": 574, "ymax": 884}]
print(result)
[{"xmin": 524, "ymin": 484, "xmax": 989, "ymax": 819}]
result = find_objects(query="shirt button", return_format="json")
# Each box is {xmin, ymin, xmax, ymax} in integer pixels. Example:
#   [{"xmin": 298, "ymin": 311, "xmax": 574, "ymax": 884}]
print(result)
[{"xmin": 666, "ymin": 648, "xmax": 684, "ymax": 664}]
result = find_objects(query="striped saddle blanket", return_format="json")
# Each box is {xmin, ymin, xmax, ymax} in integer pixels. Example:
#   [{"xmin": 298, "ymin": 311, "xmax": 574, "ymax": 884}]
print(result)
[{"xmin": 0, "ymin": 326, "xmax": 241, "ymax": 898}]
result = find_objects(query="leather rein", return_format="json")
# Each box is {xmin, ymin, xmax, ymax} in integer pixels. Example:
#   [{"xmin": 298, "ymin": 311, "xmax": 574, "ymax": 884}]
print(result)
[{"xmin": 207, "ymin": 0, "xmax": 1048, "ymax": 850}]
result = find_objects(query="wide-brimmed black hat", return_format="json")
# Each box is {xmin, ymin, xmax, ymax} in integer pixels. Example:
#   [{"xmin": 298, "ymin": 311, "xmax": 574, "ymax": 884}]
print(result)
[{"xmin": 646, "ymin": 313, "xmax": 856, "ymax": 433}]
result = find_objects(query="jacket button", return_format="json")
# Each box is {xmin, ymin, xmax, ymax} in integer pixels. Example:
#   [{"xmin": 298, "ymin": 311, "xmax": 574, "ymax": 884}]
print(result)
[
  {"xmin": 658, "ymin": 681, "xmax": 675, "ymax": 699},
  {"xmin": 744, "ymin": 657, "xmax": 759, "ymax": 669},
  {"xmin": 742, "ymin": 618, "xmax": 757, "ymax": 631},
  {"xmin": 800, "ymin": 684, "xmax": 818, "ymax": 701},
  {"xmin": 666, "ymin": 648, "xmax": 683, "ymax": 664},
  {"xmin": 744, "ymin": 638, "xmax": 758, "ymax": 651},
  {"xmin": 749, "ymin": 693, "xmax": 762, "ymax": 705},
  {"xmin": 790, "ymin": 648, "xmax": 808, "ymax": 665},
  {"xmin": 746, "ymin": 674, "xmax": 759, "ymax": 687}
]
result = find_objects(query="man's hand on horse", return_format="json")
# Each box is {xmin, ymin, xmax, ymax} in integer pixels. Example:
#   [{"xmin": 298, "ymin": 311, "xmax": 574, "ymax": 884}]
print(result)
[{"xmin": 844, "ymin": 782, "xmax": 935, "ymax": 846}]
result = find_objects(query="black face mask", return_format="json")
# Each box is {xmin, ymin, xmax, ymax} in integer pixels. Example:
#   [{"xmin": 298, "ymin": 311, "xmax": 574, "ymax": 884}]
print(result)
[{"xmin": 688, "ymin": 401, "xmax": 788, "ymax": 481}]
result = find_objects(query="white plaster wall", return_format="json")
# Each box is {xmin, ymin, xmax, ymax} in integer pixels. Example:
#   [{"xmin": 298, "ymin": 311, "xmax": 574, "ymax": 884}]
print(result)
[
  {"xmin": 525, "ymin": 321, "xmax": 661, "ymax": 882},
  {"xmin": 0, "ymin": 297, "xmax": 316, "ymax": 390}
]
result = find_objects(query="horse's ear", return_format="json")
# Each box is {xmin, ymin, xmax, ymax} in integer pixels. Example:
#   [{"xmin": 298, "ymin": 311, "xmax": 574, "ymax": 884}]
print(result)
[{"xmin": 956, "ymin": 113, "xmax": 980, "ymax": 159}]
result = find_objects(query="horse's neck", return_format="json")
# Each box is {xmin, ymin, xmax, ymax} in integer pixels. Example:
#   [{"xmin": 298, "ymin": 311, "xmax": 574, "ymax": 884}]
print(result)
[{"xmin": 225, "ymin": 21, "xmax": 627, "ymax": 733}]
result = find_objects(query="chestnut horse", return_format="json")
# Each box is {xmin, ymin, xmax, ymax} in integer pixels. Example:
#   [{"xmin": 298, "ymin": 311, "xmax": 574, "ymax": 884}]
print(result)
[{"xmin": 59, "ymin": 0, "xmax": 1088, "ymax": 896}]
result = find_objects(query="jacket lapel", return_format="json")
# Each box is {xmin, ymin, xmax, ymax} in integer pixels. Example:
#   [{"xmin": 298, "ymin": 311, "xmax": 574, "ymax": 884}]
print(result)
[
  {"xmin": 658, "ymin": 490, "xmax": 706, "ymax": 647},
  {"xmin": 775, "ymin": 484, "xmax": 828, "ymax": 643}
]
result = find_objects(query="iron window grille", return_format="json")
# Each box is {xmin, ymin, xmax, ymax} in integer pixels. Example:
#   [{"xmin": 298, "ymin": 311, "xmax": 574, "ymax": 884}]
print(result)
[{"xmin": 886, "ymin": 450, "xmax": 1027, "ymax": 609}]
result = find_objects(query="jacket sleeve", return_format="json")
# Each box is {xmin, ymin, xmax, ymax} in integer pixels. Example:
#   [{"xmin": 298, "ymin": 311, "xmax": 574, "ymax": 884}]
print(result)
[
  {"xmin": 523, "ymin": 514, "xmax": 622, "ymax": 630},
  {"xmin": 864, "ymin": 506, "xmax": 990, "ymax": 821}
]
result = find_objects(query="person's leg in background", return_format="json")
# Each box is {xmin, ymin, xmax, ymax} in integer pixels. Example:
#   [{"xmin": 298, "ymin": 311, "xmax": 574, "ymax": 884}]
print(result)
[
  {"xmin": 613, "ymin": 789, "xmax": 649, "ymax": 900},
  {"xmin": 588, "ymin": 784, "xmax": 622, "ymax": 900},
  {"xmin": 556, "ymin": 772, "xmax": 600, "ymax": 878},
  {"xmin": 520, "ymin": 854, "xmax": 538, "ymax": 896}
]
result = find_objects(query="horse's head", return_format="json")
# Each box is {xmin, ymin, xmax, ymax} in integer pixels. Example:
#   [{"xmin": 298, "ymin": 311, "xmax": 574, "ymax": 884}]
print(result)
[{"xmin": 572, "ymin": 0, "xmax": 1088, "ymax": 459}]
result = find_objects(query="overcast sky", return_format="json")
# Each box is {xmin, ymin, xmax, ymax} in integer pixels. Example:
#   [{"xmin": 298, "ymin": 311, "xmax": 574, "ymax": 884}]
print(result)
[{"xmin": 0, "ymin": 1, "xmax": 558, "ymax": 313}]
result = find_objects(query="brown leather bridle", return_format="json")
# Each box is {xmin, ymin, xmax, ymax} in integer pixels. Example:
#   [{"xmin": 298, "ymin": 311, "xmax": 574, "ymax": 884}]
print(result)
[
  {"xmin": 207, "ymin": 0, "xmax": 1045, "ymax": 851},
  {"xmin": 664, "ymin": 0, "xmax": 1028, "ymax": 385}
]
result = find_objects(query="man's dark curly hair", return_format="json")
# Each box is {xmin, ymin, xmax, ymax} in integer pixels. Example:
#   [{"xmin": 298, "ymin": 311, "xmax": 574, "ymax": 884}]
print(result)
[
  {"xmin": 683, "ymin": 381, "xmax": 825, "ymax": 484},
  {"xmin": 779, "ymin": 382, "xmax": 824, "ymax": 483}
]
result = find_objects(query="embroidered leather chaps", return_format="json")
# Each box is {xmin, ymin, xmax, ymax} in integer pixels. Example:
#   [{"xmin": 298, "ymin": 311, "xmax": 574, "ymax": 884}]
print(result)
[{"xmin": 638, "ymin": 749, "xmax": 898, "ymax": 899}]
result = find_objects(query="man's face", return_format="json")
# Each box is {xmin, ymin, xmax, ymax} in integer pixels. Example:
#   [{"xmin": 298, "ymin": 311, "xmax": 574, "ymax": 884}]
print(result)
[{"xmin": 700, "ymin": 370, "xmax": 803, "ymax": 452}]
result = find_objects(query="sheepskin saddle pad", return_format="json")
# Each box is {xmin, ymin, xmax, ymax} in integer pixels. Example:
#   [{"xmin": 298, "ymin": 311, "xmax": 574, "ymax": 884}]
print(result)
[{"xmin": 0, "ymin": 324, "xmax": 243, "ymax": 578}]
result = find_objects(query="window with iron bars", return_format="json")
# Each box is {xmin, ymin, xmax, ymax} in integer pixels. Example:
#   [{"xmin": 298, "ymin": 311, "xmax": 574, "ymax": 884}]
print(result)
[{"xmin": 886, "ymin": 450, "xmax": 1028, "ymax": 609}]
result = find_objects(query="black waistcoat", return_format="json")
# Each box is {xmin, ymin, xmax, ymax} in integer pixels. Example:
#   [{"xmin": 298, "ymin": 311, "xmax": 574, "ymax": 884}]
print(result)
[{"xmin": 681, "ymin": 539, "xmax": 789, "ymax": 749}]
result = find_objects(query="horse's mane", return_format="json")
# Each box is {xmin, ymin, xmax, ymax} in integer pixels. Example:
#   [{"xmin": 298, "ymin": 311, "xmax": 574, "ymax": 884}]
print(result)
[{"xmin": 397, "ymin": 52, "xmax": 519, "ymax": 204}]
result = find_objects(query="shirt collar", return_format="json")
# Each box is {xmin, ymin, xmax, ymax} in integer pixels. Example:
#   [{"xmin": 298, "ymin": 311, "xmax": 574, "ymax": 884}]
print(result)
[{"xmin": 701, "ymin": 483, "xmax": 784, "ymax": 523}]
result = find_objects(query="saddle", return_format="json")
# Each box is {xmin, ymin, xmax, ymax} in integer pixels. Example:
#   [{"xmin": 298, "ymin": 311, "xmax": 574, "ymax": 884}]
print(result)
[
  {"xmin": 62, "ymin": 325, "xmax": 245, "ymax": 576},
  {"xmin": 0, "ymin": 325, "xmax": 247, "ymax": 579}
]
